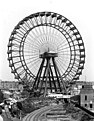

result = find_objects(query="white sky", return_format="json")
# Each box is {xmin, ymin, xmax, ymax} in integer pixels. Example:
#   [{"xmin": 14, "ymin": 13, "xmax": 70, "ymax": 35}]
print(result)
[{"xmin": 0, "ymin": 0, "xmax": 94, "ymax": 81}]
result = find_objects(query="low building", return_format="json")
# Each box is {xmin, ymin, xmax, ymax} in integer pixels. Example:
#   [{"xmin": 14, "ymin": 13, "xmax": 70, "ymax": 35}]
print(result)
[
  {"xmin": 0, "ymin": 81, "xmax": 19, "ymax": 90},
  {"xmin": 80, "ymin": 84, "xmax": 94, "ymax": 112}
]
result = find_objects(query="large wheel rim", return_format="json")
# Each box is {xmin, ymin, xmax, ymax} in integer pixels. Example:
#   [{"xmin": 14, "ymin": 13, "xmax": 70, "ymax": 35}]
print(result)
[{"xmin": 7, "ymin": 12, "xmax": 85, "ymax": 83}]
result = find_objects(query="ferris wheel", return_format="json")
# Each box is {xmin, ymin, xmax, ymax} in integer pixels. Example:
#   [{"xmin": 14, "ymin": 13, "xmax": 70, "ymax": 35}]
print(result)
[{"xmin": 7, "ymin": 12, "xmax": 85, "ymax": 94}]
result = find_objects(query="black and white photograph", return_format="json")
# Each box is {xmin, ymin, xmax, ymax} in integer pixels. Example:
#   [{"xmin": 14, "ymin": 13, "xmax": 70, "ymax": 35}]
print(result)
[{"xmin": 0, "ymin": 0, "xmax": 94, "ymax": 121}]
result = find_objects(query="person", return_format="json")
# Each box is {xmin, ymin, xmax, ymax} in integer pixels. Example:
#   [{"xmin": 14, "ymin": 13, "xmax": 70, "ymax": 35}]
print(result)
[
  {"xmin": 16, "ymin": 102, "xmax": 23, "ymax": 110},
  {"xmin": 0, "ymin": 89, "xmax": 4, "ymax": 104},
  {"xmin": 0, "ymin": 107, "xmax": 3, "ymax": 121}
]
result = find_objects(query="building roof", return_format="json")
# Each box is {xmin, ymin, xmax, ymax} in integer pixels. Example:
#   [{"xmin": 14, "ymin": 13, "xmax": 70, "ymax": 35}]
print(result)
[{"xmin": 80, "ymin": 84, "xmax": 94, "ymax": 94}]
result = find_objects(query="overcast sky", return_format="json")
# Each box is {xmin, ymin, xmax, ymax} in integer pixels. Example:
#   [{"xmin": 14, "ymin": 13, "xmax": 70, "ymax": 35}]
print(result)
[{"xmin": 0, "ymin": 0, "xmax": 94, "ymax": 82}]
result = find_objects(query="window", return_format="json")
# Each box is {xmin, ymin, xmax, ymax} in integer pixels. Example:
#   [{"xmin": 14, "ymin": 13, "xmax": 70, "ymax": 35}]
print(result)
[
  {"xmin": 85, "ymin": 104, "xmax": 87, "ymax": 107},
  {"xmin": 82, "ymin": 85, "xmax": 84, "ymax": 88},
  {"xmin": 90, "ymin": 104, "xmax": 93, "ymax": 108},
  {"xmin": 85, "ymin": 95, "xmax": 87, "ymax": 101}
]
